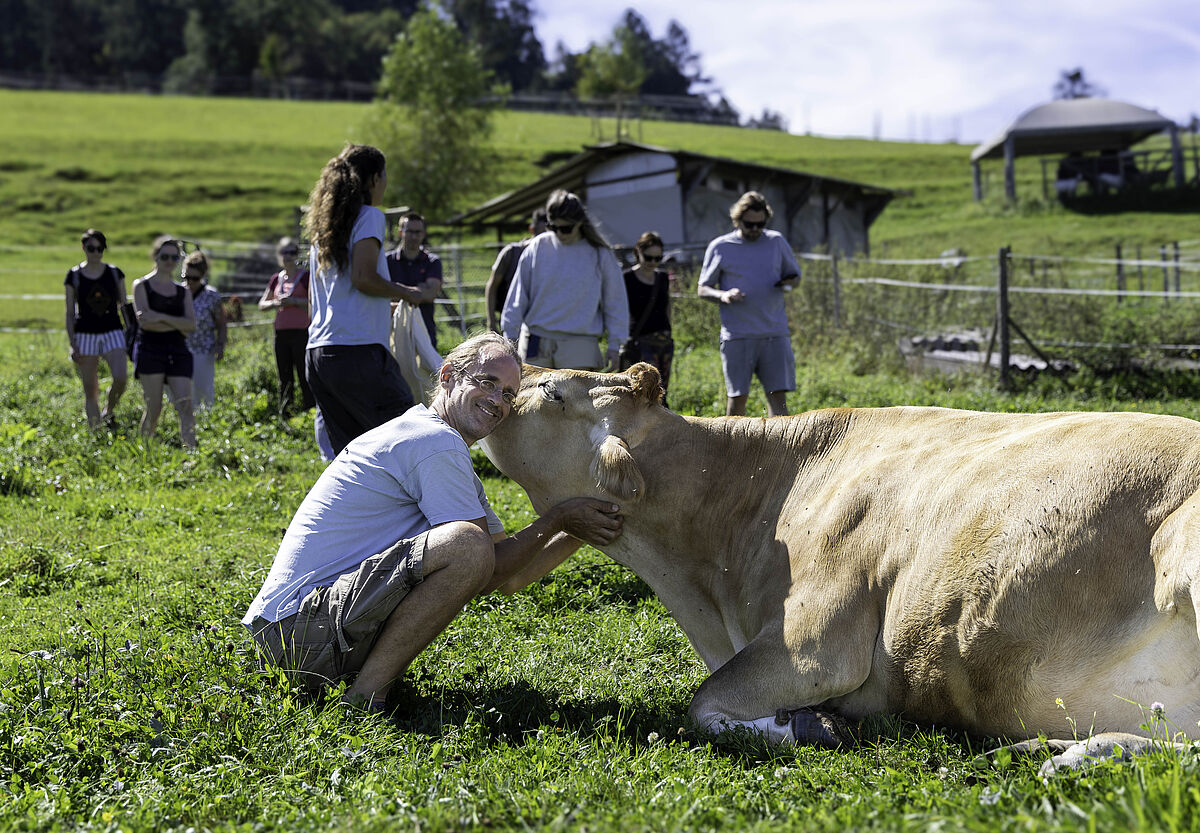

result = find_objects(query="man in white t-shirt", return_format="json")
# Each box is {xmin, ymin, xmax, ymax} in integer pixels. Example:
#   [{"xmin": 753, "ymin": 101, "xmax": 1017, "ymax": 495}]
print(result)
[{"xmin": 244, "ymin": 332, "xmax": 622, "ymax": 710}]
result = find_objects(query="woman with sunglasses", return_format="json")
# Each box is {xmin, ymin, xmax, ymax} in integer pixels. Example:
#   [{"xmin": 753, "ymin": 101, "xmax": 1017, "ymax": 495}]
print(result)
[
  {"xmin": 65, "ymin": 229, "xmax": 129, "ymax": 429},
  {"xmin": 132, "ymin": 235, "xmax": 196, "ymax": 448},
  {"xmin": 182, "ymin": 251, "xmax": 227, "ymax": 410},
  {"xmin": 500, "ymin": 189, "xmax": 628, "ymax": 371},
  {"xmin": 302, "ymin": 143, "xmax": 415, "ymax": 456},
  {"xmin": 259, "ymin": 236, "xmax": 314, "ymax": 417},
  {"xmin": 619, "ymin": 231, "xmax": 674, "ymax": 399}
]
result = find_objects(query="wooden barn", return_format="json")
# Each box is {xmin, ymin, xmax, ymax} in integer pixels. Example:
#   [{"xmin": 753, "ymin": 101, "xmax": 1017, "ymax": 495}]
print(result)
[{"xmin": 450, "ymin": 141, "xmax": 896, "ymax": 256}]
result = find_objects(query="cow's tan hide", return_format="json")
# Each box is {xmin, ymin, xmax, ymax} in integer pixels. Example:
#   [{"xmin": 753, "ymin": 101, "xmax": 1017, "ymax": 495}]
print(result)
[{"xmin": 480, "ymin": 363, "xmax": 1200, "ymax": 758}]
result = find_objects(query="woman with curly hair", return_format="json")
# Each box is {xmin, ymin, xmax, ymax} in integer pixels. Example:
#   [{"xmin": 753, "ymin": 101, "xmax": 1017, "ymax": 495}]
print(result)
[{"xmin": 302, "ymin": 143, "xmax": 415, "ymax": 456}]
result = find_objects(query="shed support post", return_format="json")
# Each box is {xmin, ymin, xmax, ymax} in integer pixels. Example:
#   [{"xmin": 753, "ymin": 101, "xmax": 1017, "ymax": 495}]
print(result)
[
  {"xmin": 998, "ymin": 246, "xmax": 1011, "ymax": 390},
  {"xmin": 1003, "ymin": 136, "xmax": 1016, "ymax": 202},
  {"xmin": 972, "ymin": 161, "xmax": 982, "ymax": 201},
  {"xmin": 1170, "ymin": 124, "xmax": 1186, "ymax": 189}
]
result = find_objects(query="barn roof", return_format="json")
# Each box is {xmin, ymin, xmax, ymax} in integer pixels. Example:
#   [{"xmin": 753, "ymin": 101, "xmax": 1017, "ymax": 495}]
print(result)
[
  {"xmin": 970, "ymin": 98, "xmax": 1175, "ymax": 162},
  {"xmin": 449, "ymin": 140, "xmax": 896, "ymax": 231}
]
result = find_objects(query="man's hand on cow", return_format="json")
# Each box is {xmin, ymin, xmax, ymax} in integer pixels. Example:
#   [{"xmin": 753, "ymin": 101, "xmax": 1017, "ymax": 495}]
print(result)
[
  {"xmin": 553, "ymin": 497, "xmax": 623, "ymax": 546},
  {"xmin": 721, "ymin": 288, "xmax": 746, "ymax": 304}
]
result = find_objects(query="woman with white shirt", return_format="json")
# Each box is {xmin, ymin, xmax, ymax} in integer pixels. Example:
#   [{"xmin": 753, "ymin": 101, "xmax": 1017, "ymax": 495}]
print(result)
[
  {"xmin": 500, "ymin": 190, "xmax": 629, "ymax": 371},
  {"xmin": 302, "ymin": 143, "xmax": 415, "ymax": 455}
]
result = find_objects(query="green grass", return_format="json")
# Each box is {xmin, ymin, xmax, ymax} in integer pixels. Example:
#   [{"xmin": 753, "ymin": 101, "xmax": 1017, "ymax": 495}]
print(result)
[{"xmin": 3, "ymin": 321, "xmax": 1200, "ymax": 831}]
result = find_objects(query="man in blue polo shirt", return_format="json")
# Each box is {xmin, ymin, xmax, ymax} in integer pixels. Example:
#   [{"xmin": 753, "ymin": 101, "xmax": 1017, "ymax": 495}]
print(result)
[
  {"xmin": 386, "ymin": 211, "xmax": 443, "ymax": 350},
  {"xmin": 698, "ymin": 191, "xmax": 802, "ymax": 417}
]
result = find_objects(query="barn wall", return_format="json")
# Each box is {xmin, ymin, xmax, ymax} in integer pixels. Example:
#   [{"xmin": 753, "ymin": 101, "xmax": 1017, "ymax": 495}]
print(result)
[{"xmin": 584, "ymin": 152, "xmax": 685, "ymax": 247}]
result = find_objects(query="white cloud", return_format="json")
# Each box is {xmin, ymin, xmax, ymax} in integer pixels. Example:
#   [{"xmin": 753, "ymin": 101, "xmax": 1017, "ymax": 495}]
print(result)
[{"xmin": 533, "ymin": 0, "xmax": 1200, "ymax": 141}]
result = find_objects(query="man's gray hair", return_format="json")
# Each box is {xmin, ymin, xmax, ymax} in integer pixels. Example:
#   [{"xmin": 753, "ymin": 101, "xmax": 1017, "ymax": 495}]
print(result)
[{"xmin": 441, "ymin": 331, "xmax": 520, "ymax": 376}]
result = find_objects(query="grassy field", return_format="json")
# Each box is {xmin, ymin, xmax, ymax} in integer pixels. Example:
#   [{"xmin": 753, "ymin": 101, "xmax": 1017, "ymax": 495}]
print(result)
[
  {"xmin": 4, "ymin": 88, "xmax": 1200, "ymax": 831},
  {"xmin": 3, "ymin": 89, "xmax": 1198, "ymax": 328},
  {"xmin": 3, "ymin": 324, "xmax": 1200, "ymax": 832}
]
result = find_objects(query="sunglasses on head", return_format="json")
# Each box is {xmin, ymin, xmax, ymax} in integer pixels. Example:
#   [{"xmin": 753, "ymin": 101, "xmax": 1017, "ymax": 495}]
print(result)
[
  {"xmin": 84, "ymin": 244, "xmax": 104, "ymax": 253},
  {"xmin": 547, "ymin": 222, "xmax": 577, "ymax": 234},
  {"xmin": 741, "ymin": 220, "xmax": 766, "ymax": 230},
  {"xmin": 158, "ymin": 252, "xmax": 181, "ymax": 262}
]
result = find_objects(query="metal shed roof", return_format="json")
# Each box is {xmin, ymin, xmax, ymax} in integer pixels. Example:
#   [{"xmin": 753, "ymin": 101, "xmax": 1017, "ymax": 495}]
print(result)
[{"xmin": 971, "ymin": 98, "xmax": 1174, "ymax": 162}]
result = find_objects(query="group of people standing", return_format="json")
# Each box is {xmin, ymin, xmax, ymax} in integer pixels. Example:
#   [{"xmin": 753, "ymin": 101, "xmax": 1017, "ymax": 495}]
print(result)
[
  {"xmin": 65, "ymin": 230, "xmax": 226, "ymax": 448},
  {"xmin": 482, "ymin": 188, "xmax": 801, "ymax": 415}
]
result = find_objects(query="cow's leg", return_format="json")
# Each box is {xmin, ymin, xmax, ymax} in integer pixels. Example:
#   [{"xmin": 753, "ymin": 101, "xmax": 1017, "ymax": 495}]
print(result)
[
  {"xmin": 984, "ymin": 733, "xmax": 1187, "ymax": 776},
  {"xmin": 687, "ymin": 613, "xmax": 874, "ymax": 747}
]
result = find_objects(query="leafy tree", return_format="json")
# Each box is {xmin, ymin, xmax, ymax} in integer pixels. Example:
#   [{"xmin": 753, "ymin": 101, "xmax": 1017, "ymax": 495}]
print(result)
[
  {"xmin": 164, "ymin": 9, "xmax": 215, "ymax": 94},
  {"xmin": 362, "ymin": 2, "xmax": 499, "ymax": 221},
  {"xmin": 575, "ymin": 23, "xmax": 646, "ymax": 137},
  {"xmin": 1053, "ymin": 68, "xmax": 1106, "ymax": 100}
]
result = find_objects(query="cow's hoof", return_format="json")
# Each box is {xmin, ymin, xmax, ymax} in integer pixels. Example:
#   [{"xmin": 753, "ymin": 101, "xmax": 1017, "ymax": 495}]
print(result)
[{"xmin": 787, "ymin": 707, "xmax": 853, "ymax": 749}]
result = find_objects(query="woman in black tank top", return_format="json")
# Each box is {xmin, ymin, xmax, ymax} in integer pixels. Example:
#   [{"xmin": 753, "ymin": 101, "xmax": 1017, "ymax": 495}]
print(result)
[
  {"xmin": 132, "ymin": 236, "xmax": 197, "ymax": 448},
  {"xmin": 65, "ymin": 229, "xmax": 129, "ymax": 429}
]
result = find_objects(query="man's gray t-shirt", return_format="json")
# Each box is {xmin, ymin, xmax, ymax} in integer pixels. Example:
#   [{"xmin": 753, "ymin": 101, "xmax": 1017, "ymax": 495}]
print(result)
[
  {"xmin": 242, "ymin": 405, "xmax": 504, "ymax": 625},
  {"xmin": 697, "ymin": 230, "xmax": 802, "ymax": 340}
]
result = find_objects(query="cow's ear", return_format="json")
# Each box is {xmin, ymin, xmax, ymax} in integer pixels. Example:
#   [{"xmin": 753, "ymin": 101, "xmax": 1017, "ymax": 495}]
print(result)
[
  {"xmin": 590, "ymin": 435, "xmax": 645, "ymax": 502},
  {"xmin": 627, "ymin": 362, "xmax": 663, "ymax": 405}
]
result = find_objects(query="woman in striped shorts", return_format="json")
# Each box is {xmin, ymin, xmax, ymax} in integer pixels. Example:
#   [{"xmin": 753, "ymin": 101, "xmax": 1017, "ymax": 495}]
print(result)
[{"xmin": 65, "ymin": 229, "xmax": 129, "ymax": 429}]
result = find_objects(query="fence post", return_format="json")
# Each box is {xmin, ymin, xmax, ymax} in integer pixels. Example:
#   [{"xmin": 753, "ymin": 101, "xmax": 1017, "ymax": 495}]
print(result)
[
  {"xmin": 453, "ymin": 245, "xmax": 466, "ymax": 336},
  {"xmin": 831, "ymin": 253, "xmax": 841, "ymax": 328},
  {"xmin": 1161, "ymin": 244, "xmax": 1171, "ymax": 303},
  {"xmin": 998, "ymin": 246, "xmax": 1011, "ymax": 390},
  {"xmin": 1115, "ymin": 243, "xmax": 1125, "ymax": 303},
  {"xmin": 1136, "ymin": 244, "xmax": 1144, "ymax": 294},
  {"xmin": 1174, "ymin": 241, "xmax": 1182, "ymax": 296}
]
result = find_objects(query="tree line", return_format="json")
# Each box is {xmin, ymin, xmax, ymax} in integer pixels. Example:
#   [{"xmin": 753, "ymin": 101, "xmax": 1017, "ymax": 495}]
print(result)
[{"xmin": 0, "ymin": 0, "xmax": 750, "ymax": 123}]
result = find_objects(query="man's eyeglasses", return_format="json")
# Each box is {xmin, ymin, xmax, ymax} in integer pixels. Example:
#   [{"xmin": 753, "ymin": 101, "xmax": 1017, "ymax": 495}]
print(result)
[
  {"xmin": 280, "ymin": 248, "xmax": 299, "ymax": 257},
  {"xmin": 461, "ymin": 370, "xmax": 517, "ymax": 406},
  {"xmin": 185, "ymin": 272, "xmax": 205, "ymax": 280},
  {"xmin": 84, "ymin": 244, "xmax": 104, "ymax": 254},
  {"xmin": 157, "ymin": 253, "xmax": 181, "ymax": 262},
  {"xmin": 547, "ymin": 222, "xmax": 577, "ymax": 235},
  {"xmin": 740, "ymin": 220, "xmax": 766, "ymax": 230}
]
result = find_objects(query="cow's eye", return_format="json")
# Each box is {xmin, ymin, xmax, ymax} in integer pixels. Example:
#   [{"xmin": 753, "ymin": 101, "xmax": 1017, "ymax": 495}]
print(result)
[{"xmin": 538, "ymin": 380, "xmax": 562, "ymax": 402}]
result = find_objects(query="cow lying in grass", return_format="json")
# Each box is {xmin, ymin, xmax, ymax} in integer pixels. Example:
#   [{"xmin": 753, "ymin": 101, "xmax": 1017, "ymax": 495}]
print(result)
[{"xmin": 480, "ymin": 363, "xmax": 1199, "ymax": 770}]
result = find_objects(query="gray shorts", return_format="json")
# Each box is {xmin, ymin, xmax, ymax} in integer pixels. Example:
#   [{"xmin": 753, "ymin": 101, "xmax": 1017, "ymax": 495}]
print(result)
[
  {"xmin": 519, "ymin": 330, "xmax": 603, "ymax": 370},
  {"xmin": 250, "ymin": 532, "xmax": 427, "ymax": 692},
  {"xmin": 720, "ymin": 336, "xmax": 796, "ymax": 397}
]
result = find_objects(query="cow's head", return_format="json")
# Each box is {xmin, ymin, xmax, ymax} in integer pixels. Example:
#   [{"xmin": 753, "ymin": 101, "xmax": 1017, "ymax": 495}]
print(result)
[{"xmin": 479, "ymin": 362, "xmax": 666, "ymax": 512}]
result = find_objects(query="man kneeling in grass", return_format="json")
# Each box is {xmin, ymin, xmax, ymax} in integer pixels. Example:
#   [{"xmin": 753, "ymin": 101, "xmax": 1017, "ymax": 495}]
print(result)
[{"xmin": 243, "ymin": 332, "xmax": 623, "ymax": 711}]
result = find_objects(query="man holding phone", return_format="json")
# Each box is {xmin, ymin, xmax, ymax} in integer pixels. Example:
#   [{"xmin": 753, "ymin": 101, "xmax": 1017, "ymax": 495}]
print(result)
[{"xmin": 697, "ymin": 191, "xmax": 802, "ymax": 417}]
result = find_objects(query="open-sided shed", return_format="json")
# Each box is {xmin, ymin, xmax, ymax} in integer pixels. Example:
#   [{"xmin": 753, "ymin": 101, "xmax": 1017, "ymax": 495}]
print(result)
[
  {"xmin": 970, "ymin": 98, "xmax": 1187, "ymax": 200},
  {"xmin": 450, "ymin": 141, "xmax": 895, "ymax": 256}
]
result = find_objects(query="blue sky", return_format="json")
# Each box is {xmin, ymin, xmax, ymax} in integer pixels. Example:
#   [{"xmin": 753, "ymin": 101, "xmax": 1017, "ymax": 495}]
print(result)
[{"xmin": 533, "ymin": 0, "xmax": 1200, "ymax": 143}]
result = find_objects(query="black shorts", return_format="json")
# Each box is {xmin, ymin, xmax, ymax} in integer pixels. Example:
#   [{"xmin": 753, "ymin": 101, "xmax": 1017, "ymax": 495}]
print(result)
[{"xmin": 134, "ymin": 336, "xmax": 193, "ymax": 379}]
